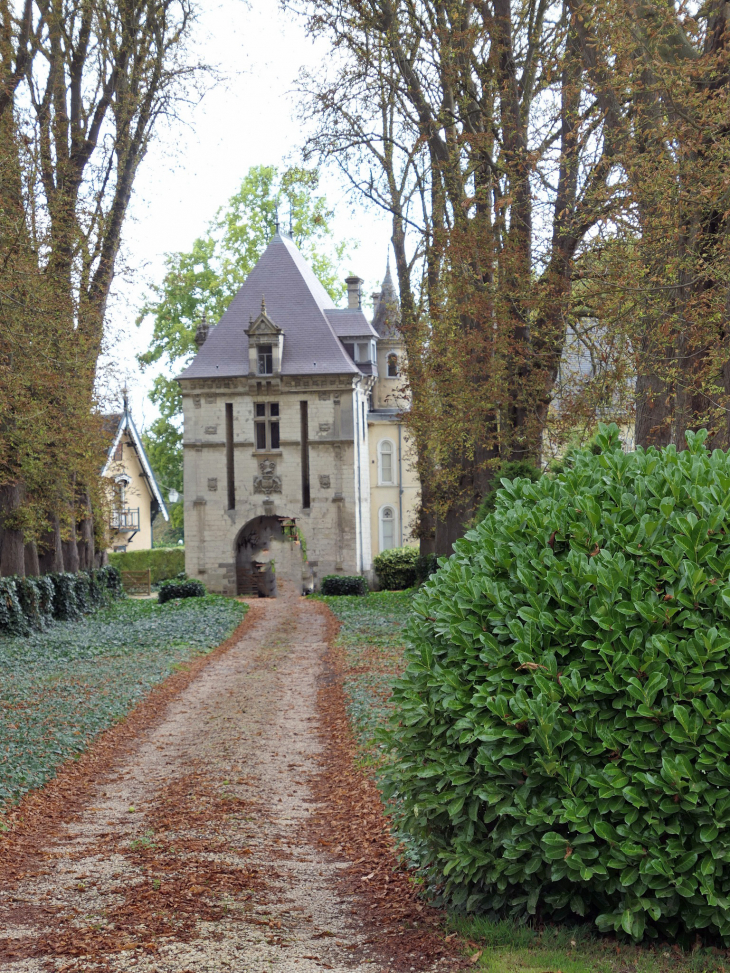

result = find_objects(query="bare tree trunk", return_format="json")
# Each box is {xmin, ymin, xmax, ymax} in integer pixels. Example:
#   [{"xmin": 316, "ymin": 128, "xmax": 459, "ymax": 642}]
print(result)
[
  {"xmin": 38, "ymin": 514, "xmax": 64, "ymax": 574},
  {"xmin": 77, "ymin": 496, "xmax": 95, "ymax": 571},
  {"xmin": 24, "ymin": 541, "xmax": 40, "ymax": 577},
  {"xmin": 62, "ymin": 516, "xmax": 80, "ymax": 575},
  {"xmin": 0, "ymin": 483, "xmax": 25, "ymax": 576}
]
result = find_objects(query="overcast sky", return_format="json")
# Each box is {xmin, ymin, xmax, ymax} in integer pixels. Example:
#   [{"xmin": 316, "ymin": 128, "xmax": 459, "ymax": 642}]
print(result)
[{"xmin": 106, "ymin": 0, "xmax": 391, "ymax": 428}]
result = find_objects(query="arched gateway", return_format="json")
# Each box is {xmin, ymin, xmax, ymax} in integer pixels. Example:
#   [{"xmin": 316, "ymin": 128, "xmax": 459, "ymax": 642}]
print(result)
[{"xmin": 235, "ymin": 515, "xmax": 308, "ymax": 597}]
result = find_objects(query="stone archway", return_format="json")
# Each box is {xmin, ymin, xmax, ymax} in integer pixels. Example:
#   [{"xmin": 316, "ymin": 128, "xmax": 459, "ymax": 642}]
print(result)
[{"xmin": 235, "ymin": 515, "xmax": 308, "ymax": 597}]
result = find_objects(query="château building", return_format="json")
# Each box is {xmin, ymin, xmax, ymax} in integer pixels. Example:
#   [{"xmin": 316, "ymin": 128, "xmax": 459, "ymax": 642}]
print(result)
[{"xmin": 178, "ymin": 231, "xmax": 419, "ymax": 595}]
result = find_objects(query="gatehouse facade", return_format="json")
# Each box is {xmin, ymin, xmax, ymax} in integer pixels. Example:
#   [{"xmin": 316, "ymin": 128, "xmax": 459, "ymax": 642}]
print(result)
[{"xmin": 178, "ymin": 231, "xmax": 419, "ymax": 595}]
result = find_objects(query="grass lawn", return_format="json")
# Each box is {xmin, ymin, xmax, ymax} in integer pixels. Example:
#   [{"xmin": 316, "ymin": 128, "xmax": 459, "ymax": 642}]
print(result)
[
  {"xmin": 0, "ymin": 594, "xmax": 247, "ymax": 813},
  {"xmin": 321, "ymin": 590, "xmax": 730, "ymax": 973}
]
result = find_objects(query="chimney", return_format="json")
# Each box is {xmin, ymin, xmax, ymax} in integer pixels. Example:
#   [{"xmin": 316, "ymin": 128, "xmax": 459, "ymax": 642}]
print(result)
[
  {"xmin": 345, "ymin": 275, "xmax": 364, "ymax": 309},
  {"xmin": 371, "ymin": 290, "xmax": 381, "ymax": 314}
]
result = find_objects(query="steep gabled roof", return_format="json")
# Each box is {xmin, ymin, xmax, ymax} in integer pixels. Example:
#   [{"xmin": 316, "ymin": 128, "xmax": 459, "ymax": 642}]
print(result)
[
  {"xmin": 179, "ymin": 233, "xmax": 360, "ymax": 380},
  {"xmin": 102, "ymin": 406, "xmax": 170, "ymax": 522}
]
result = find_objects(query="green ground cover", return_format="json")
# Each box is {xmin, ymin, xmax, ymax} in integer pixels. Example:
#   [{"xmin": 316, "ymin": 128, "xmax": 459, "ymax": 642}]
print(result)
[
  {"xmin": 319, "ymin": 590, "xmax": 414, "ymax": 756},
  {"xmin": 321, "ymin": 590, "xmax": 730, "ymax": 973},
  {"xmin": 0, "ymin": 595, "xmax": 246, "ymax": 813}
]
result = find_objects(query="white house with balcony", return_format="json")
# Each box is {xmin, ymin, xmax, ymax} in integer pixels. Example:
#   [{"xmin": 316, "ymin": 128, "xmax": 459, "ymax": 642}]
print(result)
[
  {"xmin": 102, "ymin": 395, "xmax": 169, "ymax": 552},
  {"xmin": 177, "ymin": 231, "xmax": 419, "ymax": 596}
]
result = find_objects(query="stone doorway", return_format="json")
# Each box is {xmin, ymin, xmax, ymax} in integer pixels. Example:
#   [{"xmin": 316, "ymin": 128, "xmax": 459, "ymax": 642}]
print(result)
[{"xmin": 235, "ymin": 516, "xmax": 308, "ymax": 597}]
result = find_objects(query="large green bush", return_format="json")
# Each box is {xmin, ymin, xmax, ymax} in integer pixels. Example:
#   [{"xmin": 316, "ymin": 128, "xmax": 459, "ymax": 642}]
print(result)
[
  {"xmin": 382, "ymin": 425, "xmax": 730, "ymax": 943},
  {"xmin": 474, "ymin": 460, "xmax": 542, "ymax": 524},
  {"xmin": 108, "ymin": 546, "xmax": 185, "ymax": 585},
  {"xmin": 374, "ymin": 547, "xmax": 419, "ymax": 590}
]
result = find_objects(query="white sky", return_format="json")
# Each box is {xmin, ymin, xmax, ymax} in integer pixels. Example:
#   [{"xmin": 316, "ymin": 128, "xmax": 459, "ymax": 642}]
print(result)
[{"xmin": 105, "ymin": 0, "xmax": 392, "ymax": 428}]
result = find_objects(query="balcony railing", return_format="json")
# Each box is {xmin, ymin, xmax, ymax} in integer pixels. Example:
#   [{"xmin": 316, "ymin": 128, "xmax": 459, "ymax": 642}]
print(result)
[{"xmin": 111, "ymin": 507, "xmax": 140, "ymax": 531}]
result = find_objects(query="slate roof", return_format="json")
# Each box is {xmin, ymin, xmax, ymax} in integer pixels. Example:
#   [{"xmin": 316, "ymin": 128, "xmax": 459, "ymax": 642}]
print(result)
[
  {"xmin": 179, "ymin": 233, "xmax": 360, "ymax": 380},
  {"xmin": 325, "ymin": 309, "xmax": 379, "ymax": 339},
  {"xmin": 372, "ymin": 259, "xmax": 401, "ymax": 340}
]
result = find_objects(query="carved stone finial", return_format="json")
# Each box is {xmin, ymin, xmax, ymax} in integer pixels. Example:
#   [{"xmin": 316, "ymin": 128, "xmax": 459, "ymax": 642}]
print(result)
[
  {"xmin": 261, "ymin": 295, "xmax": 267, "ymax": 315},
  {"xmin": 194, "ymin": 310, "xmax": 210, "ymax": 349}
]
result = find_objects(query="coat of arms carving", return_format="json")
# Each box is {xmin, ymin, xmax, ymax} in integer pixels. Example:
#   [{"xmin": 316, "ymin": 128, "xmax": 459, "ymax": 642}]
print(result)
[{"xmin": 254, "ymin": 459, "xmax": 282, "ymax": 494}]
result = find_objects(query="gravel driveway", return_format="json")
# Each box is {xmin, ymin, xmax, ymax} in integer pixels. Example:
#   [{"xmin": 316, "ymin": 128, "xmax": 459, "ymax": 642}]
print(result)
[{"xmin": 0, "ymin": 587, "xmax": 457, "ymax": 973}]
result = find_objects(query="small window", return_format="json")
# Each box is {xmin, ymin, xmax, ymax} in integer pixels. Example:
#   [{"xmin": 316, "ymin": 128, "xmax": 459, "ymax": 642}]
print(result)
[
  {"xmin": 379, "ymin": 506, "xmax": 396, "ymax": 552},
  {"xmin": 258, "ymin": 344, "xmax": 273, "ymax": 375},
  {"xmin": 387, "ymin": 353, "xmax": 398, "ymax": 377},
  {"xmin": 113, "ymin": 442, "xmax": 123, "ymax": 461},
  {"xmin": 356, "ymin": 342, "xmax": 369, "ymax": 363},
  {"xmin": 379, "ymin": 440, "xmax": 394, "ymax": 484},
  {"xmin": 256, "ymin": 422, "xmax": 267, "ymax": 450},
  {"xmin": 254, "ymin": 402, "xmax": 280, "ymax": 450}
]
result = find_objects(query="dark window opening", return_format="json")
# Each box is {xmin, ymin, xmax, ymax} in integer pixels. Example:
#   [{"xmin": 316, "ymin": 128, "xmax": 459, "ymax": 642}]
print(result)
[
  {"xmin": 258, "ymin": 344, "xmax": 273, "ymax": 375},
  {"xmin": 387, "ymin": 353, "xmax": 398, "ymax": 377},
  {"xmin": 113, "ymin": 442, "xmax": 123, "ymax": 461},
  {"xmin": 256, "ymin": 422, "xmax": 267, "ymax": 450},
  {"xmin": 300, "ymin": 401, "xmax": 310, "ymax": 508},
  {"xmin": 343, "ymin": 342, "xmax": 354, "ymax": 360},
  {"xmin": 225, "ymin": 403, "xmax": 235, "ymax": 510},
  {"xmin": 254, "ymin": 402, "xmax": 280, "ymax": 451}
]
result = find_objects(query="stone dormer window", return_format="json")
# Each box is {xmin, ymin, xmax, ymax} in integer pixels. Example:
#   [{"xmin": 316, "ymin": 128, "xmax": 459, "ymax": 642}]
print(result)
[
  {"xmin": 342, "ymin": 338, "xmax": 376, "ymax": 364},
  {"xmin": 245, "ymin": 297, "xmax": 284, "ymax": 377}
]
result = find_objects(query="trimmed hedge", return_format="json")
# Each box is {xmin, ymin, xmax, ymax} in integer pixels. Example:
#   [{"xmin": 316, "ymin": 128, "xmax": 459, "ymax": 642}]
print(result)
[
  {"xmin": 158, "ymin": 579, "xmax": 206, "ymax": 604},
  {"xmin": 0, "ymin": 566, "xmax": 123, "ymax": 636},
  {"xmin": 373, "ymin": 547, "xmax": 419, "ymax": 590},
  {"xmin": 320, "ymin": 575, "xmax": 368, "ymax": 596},
  {"xmin": 108, "ymin": 547, "xmax": 185, "ymax": 585},
  {"xmin": 383, "ymin": 425, "xmax": 730, "ymax": 943}
]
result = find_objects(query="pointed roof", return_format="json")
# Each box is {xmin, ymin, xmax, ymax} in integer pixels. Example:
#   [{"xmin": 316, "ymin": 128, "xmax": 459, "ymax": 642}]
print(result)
[
  {"xmin": 102, "ymin": 396, "xmax": 170, "ymax": 522},
  {"xmin": 372, "ymin": 258, "xmax": 401, "ymax": 339},
  {"xmin": 179, "ymin": 233, "xmax": 359, "ymax": 379}
]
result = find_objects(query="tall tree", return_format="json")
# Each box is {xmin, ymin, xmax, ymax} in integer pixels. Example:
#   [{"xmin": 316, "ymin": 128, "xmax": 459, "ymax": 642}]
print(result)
[
  {"xmin": 137, "ymin": 164, "xmax": 350, "ymax": 507},
  {"xmin": 567, "ymin": 0, "xmax": 730, "ymax": 450},
  {"xmin": 297, "ymin": 0, "xmax": 621, "ymax": 551},
  {"xmin": 0, "ymin": 0, "xmax": 202, "ymax": 576}
]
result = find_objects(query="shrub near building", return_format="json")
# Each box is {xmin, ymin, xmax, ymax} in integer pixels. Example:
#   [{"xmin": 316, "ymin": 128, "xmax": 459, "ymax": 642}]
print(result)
[
  {"xmin": 373, "ymin": 547, "xmax": 419, "ymax": 590},
  {"xmin": 382, "ymin": 425, "xmax": 730, "ymax": 942}
]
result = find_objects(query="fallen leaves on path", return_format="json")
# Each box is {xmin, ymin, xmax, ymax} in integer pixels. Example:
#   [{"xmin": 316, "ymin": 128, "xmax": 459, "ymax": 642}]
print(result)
[{"xmin": 305, "ymin": 601, "xmax": 466, "ymax": 972}]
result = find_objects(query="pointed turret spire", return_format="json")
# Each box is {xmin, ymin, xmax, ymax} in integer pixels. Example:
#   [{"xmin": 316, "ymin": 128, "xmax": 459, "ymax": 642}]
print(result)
[{"xmin": 372, "ymin": 253, "xmax": 400, "ymax": 338}]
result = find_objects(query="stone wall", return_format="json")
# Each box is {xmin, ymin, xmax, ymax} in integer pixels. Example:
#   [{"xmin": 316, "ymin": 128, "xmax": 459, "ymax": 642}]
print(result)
[{"xmin": 181, "ymin": 374, "xmax": 372, "ymax": 594}]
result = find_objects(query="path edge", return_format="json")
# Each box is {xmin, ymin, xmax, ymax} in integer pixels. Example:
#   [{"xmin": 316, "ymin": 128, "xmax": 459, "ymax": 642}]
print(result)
[{"xmin": 0, "ymin": 599, "xmax": 264, "ymax": 888}]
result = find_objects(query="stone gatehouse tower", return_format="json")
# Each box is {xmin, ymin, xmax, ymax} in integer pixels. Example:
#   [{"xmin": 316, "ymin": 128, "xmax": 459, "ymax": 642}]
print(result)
[{"xmin": 178, "ymin": 230, "xmax": 418, "ymax": 595}]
